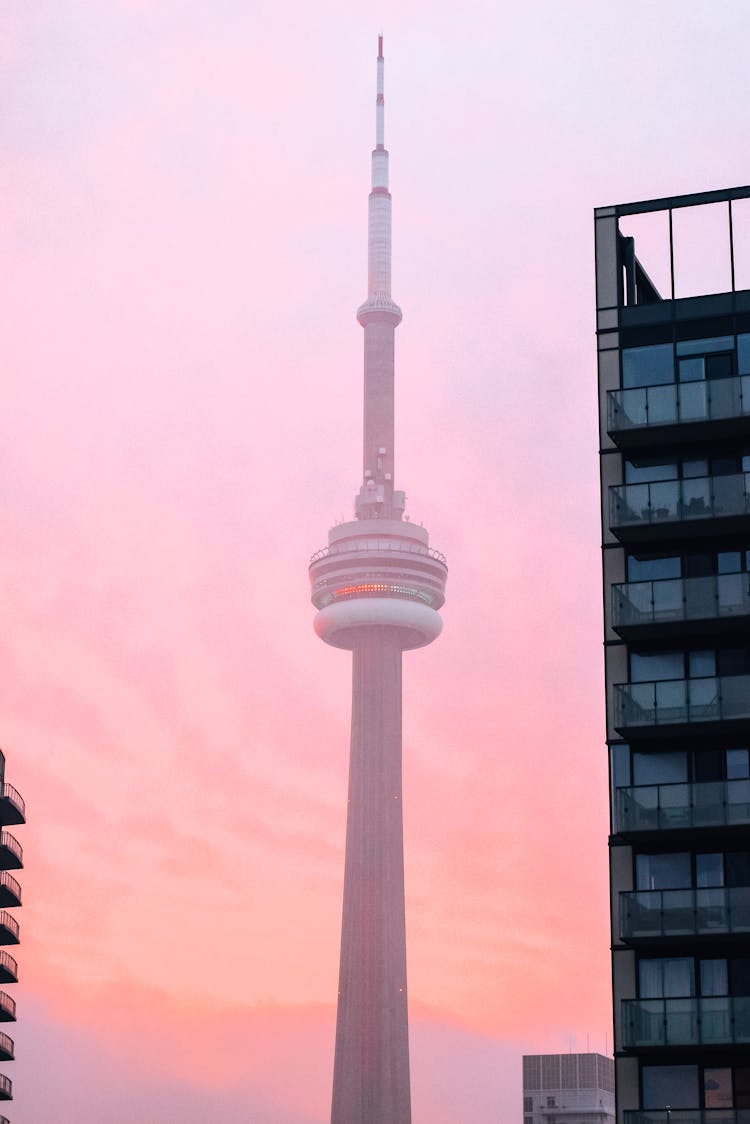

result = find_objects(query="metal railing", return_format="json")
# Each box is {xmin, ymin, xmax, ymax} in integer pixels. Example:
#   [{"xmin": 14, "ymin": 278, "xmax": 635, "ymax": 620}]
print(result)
[
  {"xmin": 620, "ymin": 885, "xmax": 750, "ymax": 940},
  {"xmin": 310, "ymin": 540, "xmax": 447, "ymax": 566},
  {"xmin": 614, "ymin": 674, "xmax": 750, "ymax": 729},
  {"xmin": 0, "ymin": 1033, "xmax": 14, "ymax": 1061},
  {"xmin": 615, "ymin": 778, "xmax": 750, "ymax": 834},
  {"xmin": 0, "ymin": 913, "xmax": 19, "ymax": 943},
  {"xmin": 613, "ymin": 573, "xmax": 750, "ymax": 630},
  {"xmin": 0, "ymin": 1073, "xmax": 11, "ymax": 1098},
  {"xmin": 0, "ymin": 953, "xmax": 18, "ymax": 982},
  {"xmin": 0, "ymin": 992, "xmax": 15, "ymax": 1020},
  {"xmin": 626, "ymin": 1112, "xmax": 750, "ymax": 1124},
  {"xmin": 0, "ymin": 874, "xmax": 20, "ymax": 906},
  {"xmin": 2, "ymin": 784, "xmax": 25, "ymax": 820},
  {"xmin": 608, "ymin": 373, "xmax": 750, "ymax": 434},
  {"xmin": 0, "ymin": 834, "xmax": 21, "ymax": 866},
  {"xmin": 610, "ymin": 472, "xmax": 750, "ymax": 531},
  {"xmin": 622, "ymin": 994, "xmax": 750, "ymax": 1046}
]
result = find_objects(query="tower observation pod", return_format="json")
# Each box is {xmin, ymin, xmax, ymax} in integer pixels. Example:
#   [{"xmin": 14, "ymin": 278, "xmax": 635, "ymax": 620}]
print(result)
[{"xmin": 308, "ymin": 35, "xmax": 447, "ymax": 1124}]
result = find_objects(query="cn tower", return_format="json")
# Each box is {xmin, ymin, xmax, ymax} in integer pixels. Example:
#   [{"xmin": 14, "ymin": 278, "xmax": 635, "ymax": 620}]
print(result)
[{"xmin": 309, "ymin": 35, "xmax": 447, "ymax": 1124}]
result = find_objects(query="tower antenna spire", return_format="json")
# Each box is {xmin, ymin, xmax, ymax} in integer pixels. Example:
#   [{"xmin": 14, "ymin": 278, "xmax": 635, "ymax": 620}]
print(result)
[{"xmin": 356, "ymin": 33, "xmax": 403, "ymax": 520}]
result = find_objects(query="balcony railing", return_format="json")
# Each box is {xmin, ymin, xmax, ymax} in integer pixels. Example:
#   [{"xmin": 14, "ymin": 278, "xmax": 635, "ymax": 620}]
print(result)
[
  {"xmin": 614, "ymin": 674, "xmax": 750, "ymax": 730},
  {"xmin": 626, "ymin": 1112, "xmax": 750, "ymax": 1124},
  {"xmin": 0, "ymin": 874, "xmax": 21, "ymax": 909},
  {"xmin": 612, "ymin": 573, "xmax": 750, "ymax": 632},
  {"xmin": 0, "ymin": 1072, "xmax": 11, "ymax": 1099},
  {"xmin": 623, "ymin": 994, "xmax": 750, "ymax": 1047},
  {"xmin": 0, "ymin": 834, "xmax": 21, "ymax": 870},
  {"xmin": 620, "ymin": 886, "xmax": 750, "ymax": 940},
  {"xmin": 610, "ymin": 472, "xmax": 750, "ymax": 535},
  {"xmin": 615, "ymin": 777, "xmax": 750, "ymax": 834},
  {"xmin": 608, "ymin": 374, "xmax": 750, "ymax": 436},
  {"xmin": 0, "ymin": 992, "xmax": 17, "ymax": 1022},
  {"xmin": 0, "ymin": 783, "xmax": 25, "ymax": 825}
]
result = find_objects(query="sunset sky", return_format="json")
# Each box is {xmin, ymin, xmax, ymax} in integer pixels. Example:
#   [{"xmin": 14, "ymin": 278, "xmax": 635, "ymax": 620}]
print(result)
[{"xmin": 2, "ymin": 2, "xmax": 750, "ymax": 1120}]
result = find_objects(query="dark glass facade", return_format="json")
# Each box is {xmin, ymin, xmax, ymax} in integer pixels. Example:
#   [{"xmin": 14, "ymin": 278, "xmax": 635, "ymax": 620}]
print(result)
[{"xmin": 596, "ymin": 185, "xmax": 750, "ymax": 1121}]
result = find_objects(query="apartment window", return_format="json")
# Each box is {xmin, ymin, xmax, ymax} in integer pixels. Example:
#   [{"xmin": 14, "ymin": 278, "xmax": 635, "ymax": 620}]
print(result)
[
  {"xmin": 636, "ymin": 852, "xmax": 691, "ymax": 890},
  {"xmin": 700, "ymin": 959, "xmax": 728, "ymax": 996},
  {"xmin": 705, "ymin": 1067, "xmax": 732, "ymax": 1109},
  {"xmin": 632, "ymin": 751, "xmax": 687, "ymax": 786},
  {"xmin": 639, "ymin": 957, "xmax": 693, "ymax": 997},
  {"xmin": 642, "ymin": 1064, "xmax": 698, "ymax": 1107},
  {"xmin": 622, "ymin": 343, "xmax": 674, "ymax": 388}
]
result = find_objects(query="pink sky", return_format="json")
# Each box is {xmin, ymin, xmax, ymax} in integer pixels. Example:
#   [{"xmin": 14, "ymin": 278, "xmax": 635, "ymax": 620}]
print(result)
[{"xmin": 2, "ymin": 1, "xmax": 750, "ymax": 1119}]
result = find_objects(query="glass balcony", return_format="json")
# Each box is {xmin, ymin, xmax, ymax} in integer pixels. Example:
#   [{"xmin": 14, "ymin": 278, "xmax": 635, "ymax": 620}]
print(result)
[
  {"xmin": 626, "ymin": 1111, "xmax": 750, "ymax": 1124},
  {"xmin": 608, "ymin": 375, "xmax": 750, "ymax": 444},
  {"xmin": 620, "ymin": 886, "xmax": 750, "ymax": 940},
  {"xmin": 614, "ymin": 674, "xmax": 750, "ymax": 732},
  {"xmin": 622, "ymin": 994, "xmax": 750, "ymax": 1047},
  {"xmin": 609, "ymin": 473, "xmax": 750, "ymax": 540},
  {"xmin": 612, "ymin": 574, "xmax": 750, "ymax": 636},
  {"xmin": 615, "ymin": 778, "xmax": 750, "ymax": 835}
]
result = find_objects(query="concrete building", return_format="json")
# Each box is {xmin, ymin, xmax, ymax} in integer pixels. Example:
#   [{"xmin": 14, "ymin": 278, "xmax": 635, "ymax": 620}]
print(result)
[
  {"xmin": 596, "ymin": 185, "xmax": 750, "ymax": 1119},
  {"xmin": 308, "ymin": 37, "xmax": 447, "ymax": 1124},
  {"xmin": 523, "ymin": 1054, "xmax": 615, "ymax": 1124}
]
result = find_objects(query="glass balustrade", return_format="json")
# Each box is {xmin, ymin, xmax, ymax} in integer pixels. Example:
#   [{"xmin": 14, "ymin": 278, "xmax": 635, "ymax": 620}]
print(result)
[
  {"xmin": 622, "ymin": 995, "xmax": 750, "ymax": 1047},
  {"xmin": 620, "ymin": 886, "xmax": 750, "ymax": 940},
  {"xmin": 615, "ymin": 778, "xmax": 750, "ymax": 834},
  {"xmin": 614, "ymin": 674, "xmax": 750, "ymax": 729},
  {"xmin": 613, "ymin": 574, "xmax": 750, "ymax": 630},
  {"xmin": 626, "ymin": 1115, "xmax": 750, "ymax": 1124},
  {"xmin": 610, "ymin": 473, "xmax": 750, "ymax": 532},
  {"xmin": 609, "ymin": 374, "xmax": 750, "ymax": 435}
]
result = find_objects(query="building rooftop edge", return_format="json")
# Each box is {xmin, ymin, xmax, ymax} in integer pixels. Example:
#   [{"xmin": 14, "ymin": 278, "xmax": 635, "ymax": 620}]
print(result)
[{"xmin": 594, "ymin": 182, "xmax": 750, "ymax": 219}]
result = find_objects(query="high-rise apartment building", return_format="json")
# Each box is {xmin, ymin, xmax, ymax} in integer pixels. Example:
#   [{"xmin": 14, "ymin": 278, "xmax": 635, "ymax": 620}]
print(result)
[
  {"xmin": 309, "ymin": 38, "xmax": 447, "ymax": 1124},
  {"xmin": 0, "ymin": 749, "xmax": 25, "ymax": 1117},
  {"xmin": 596, "ymin": 185, "xmax": 750, "ymax": 1119},
  {"xmin": 523, "ymin": 1053, "xmax": 615, "ymax": 1124}
]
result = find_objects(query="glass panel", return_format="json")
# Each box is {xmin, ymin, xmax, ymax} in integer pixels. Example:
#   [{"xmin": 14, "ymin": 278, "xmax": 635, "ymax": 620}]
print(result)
[
  {"xmin": 648, "ymin": 383, "xmax": 678, "ymax": 423},
  {"xmin": 642, "ymin": 1065, "xmax": 699, "ymax": 1108},
  {"xmin": 651, "ymin": 578, "xmax": 683, "ymax": 619},
  {"xmin": 705, "ymin": 1067, "xmax": 733, "ymax": 1109},
  {"xmin": 678, "ymin": 356, "xmax": 705, "ymax": 381},
  {"xmin": 622, "ymin": 343, "xmax": 675, "ymax": 388},
  {"xmin": 726, "ymin": 852, "xmax": 750, "ymax": 887},
  {"xmin": 637, "ymin": 853, "xmax": 691, "ymax": 890},
  {"xmin": 730, "ymin": 958, "xmax": 750, "ymax": 995},
  {"xmin": 709, "ymin": 376, "xmax": 742, "ymax": 419},
  {"xmin": 684, "ymin": 575, "xmax": 716, "ymax": 620},
  {"xmin": 700, "ymin": 959, "xmax": 728, "ymax": 996},
  {"xmin": 713, "ymin": 473, "xmax": 746, "ymax": 516},
  {"xmin": 640, "ymin": 957, "xmax": 693, "ymax": 998},
  {"xmin": 632, "ymin": 652, "xmax": 684, "ymax": 682},
  {"xmin": 719, "ymin": 551, "xmax": 743, "ymax": 573},
  {"xmin": 627, "ymin": 554, "xmax": 681, "ymax": 581},
  {"xmin": 690, "ymin": 651, "xmax": 716, "ymax": 677},
  {"xmin": 633, "ymin": 752, "xmax": 687, "ymax": 785},
  {"xmin": 626, "ymin": 460, "xmax": 678, "ymax": 483},
  {"xmin": 611, "ymin": 744, "xmax": 631, "ymax": 788},
  {"xmin": 665, "ymin": 997, "xmax": 697, "ymax": 1043},
  {"xmin": 727, "ymin": 749, "xmax": 750, "ymax": 780},
  {"xmin": 678, "ymin": 380, "xmax": 708, "ymax": 420},
  {"xmin": 696, "ymin": 853, "xmax": 724, "ymax": 887},
  {"xmin": 681, "ymin": 477, "xmax": 711, "ymax": 518},
  {"xmin": 677, "ymin": 335, "xmax": 734, "ymax": 356},
  {"xmin": 717, "ymin": 572, "xmax": 748, "ymax": 616},
  {"xmin": 683, "ymin": 458, "xmax": 710, "ymax": 478},
  {"xmin": 738, "ymin": 333, "xmax": 750, "ymax": 374}
]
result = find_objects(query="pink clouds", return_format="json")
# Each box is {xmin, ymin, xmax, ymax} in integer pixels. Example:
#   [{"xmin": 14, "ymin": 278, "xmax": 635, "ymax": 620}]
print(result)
[{"xmin": 2, "ymin": 0, "xmax": 750, "ymax": 1118}]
